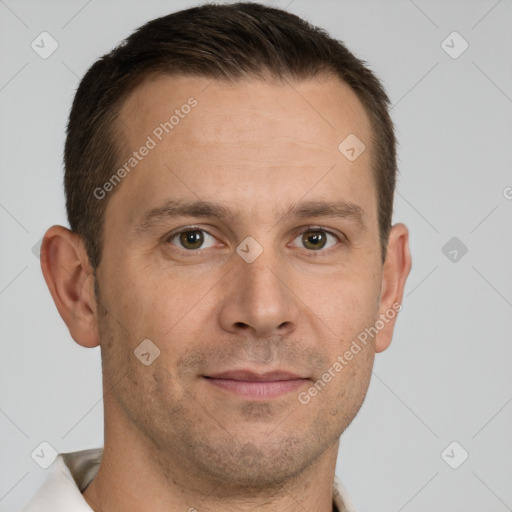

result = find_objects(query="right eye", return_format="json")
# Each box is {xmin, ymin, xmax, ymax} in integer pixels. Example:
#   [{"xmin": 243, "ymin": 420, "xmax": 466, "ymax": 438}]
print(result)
[{"xmin": 166, "ymin": 227, "xmax": 218, "ymax": 251}]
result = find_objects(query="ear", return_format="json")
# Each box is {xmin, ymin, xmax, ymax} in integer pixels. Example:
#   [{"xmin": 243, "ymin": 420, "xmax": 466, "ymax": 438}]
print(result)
[
  {"xmin": 374, "ymin": 223, "xmax": 412, "ymax": 353},
  {"xmin": 40, "ymin": 225, "xmax": 100, "ymax": 348}
]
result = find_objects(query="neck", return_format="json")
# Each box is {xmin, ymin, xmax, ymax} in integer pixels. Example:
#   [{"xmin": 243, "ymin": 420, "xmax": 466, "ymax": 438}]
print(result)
[{"xmin": 83, "ymin": 410, "xmax": 340, "ymax": 512}]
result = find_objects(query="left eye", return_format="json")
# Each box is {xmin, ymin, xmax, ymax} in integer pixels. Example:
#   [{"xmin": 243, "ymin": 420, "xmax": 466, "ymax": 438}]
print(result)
[{"xmin": 291, "ymin": 228, "xmax": 340, "ymax": 251}]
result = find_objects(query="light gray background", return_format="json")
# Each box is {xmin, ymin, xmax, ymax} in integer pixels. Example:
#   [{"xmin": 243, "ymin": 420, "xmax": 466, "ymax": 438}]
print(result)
[{"xmin": 1, "ymin": 0, "xmax": 511, "ymax": 511}]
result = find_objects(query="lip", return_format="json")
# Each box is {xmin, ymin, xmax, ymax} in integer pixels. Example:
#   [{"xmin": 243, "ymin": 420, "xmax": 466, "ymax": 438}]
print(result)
[
  {"xmin": 203, "ymin": 369, "xmax": 309, "ymax": 400},
  {"xmin": 207, "ymin": 370, "xmax": 305, "ymax": 381}
]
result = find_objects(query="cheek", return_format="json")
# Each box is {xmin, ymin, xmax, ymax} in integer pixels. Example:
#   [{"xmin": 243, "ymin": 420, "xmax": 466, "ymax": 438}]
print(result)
[
  {"xmin": 104, "ymin": 260, "xmax": 175, "ymax": 334},
  {"xmin": 319, "ymin": 271, "xmax": 381, "ymax": 342},
  {"xmin": 106, "ymin": 268, "xmax": 212, "ymax": 374},
  {"xmin": 97, "ymin": 298, "xmax": 191, "ymax": 418},
  {"xmin": 308, "ymin": 271, "xmax": 380, "ymax": 408},
  {"xmin": 332, "ymin": 346, "xmax": 374, "ymax": 422}
]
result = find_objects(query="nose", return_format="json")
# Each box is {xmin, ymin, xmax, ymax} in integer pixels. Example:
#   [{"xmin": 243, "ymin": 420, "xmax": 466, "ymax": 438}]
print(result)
[{"xmin": 218, "ymin": 246, "xmax": 300, "ymax": 339}]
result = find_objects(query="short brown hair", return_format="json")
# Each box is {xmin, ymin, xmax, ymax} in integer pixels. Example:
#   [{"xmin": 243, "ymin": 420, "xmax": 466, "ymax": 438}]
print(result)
[{"xmin": 65, "ymin": 1, "xmax": 397, "ymax": 270}]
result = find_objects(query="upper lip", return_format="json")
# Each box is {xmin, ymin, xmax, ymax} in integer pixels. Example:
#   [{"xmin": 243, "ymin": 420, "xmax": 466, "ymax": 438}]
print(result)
[{"xmin": 205, "ymin": 370, "xmax": 307, "ymax": 381}]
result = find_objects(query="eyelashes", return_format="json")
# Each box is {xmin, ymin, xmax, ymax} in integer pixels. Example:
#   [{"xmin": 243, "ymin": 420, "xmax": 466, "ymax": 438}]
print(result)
[
  {"xmin": 167, "ymin": 228, "xmax": 218, "ymax": 251},
  {"xmin": 166, "ymin": 225, "xmax": 344, "ymax": 256}
]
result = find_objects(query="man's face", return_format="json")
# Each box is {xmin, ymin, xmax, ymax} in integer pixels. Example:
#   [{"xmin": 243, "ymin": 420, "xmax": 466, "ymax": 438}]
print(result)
[{"xmin": 95, "ymin": 74, "xmax": 384, "ymax": 488}]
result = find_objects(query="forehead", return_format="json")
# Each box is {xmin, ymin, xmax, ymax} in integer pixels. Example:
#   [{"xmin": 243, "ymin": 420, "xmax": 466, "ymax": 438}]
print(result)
[
  {"xmin": 107, "ymin": 73, "xmax": 376, "ymax": 231},
  {"xmin": 119, "ymin": 72, "xmax": 371, "ymax": 157}
]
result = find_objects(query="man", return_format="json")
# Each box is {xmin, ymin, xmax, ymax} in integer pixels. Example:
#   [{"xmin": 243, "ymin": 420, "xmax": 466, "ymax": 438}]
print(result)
[{"xmin": 24, "ymin": 2, "xmax": 411, "ymax": 511}]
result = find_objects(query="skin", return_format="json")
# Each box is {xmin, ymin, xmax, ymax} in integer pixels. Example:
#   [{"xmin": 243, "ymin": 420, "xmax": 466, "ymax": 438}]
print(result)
[{"xmin": 41, "ymin": 74, "xmax": 411, "ymax": 512}]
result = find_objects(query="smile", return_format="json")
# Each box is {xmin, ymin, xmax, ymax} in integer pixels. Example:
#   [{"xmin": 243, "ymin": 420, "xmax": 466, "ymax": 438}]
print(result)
[{"xmin": 203, "ymin": 370, "xmax": 309, "ymax": 400}]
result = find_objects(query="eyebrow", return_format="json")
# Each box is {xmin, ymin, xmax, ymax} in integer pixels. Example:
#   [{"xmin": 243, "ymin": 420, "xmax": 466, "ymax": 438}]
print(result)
[{"xmin": 134, "ymin": 198, "xmax": 366, "ymax": 234}]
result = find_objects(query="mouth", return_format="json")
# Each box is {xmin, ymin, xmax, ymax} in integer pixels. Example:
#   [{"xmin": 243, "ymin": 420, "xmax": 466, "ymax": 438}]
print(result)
[{"xmin": 203, "ymin": 370, "xmax": 310, "ymax": 400}]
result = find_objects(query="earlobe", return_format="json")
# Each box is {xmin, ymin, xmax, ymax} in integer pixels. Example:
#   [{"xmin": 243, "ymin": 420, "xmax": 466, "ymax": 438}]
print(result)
[
  {"xmin": 374, "ymin": 223, "xmax": 412, "ymax": 353},
  {"xmin": 40, "ymin": 225, "xmax": 100, "ymax": 348}
]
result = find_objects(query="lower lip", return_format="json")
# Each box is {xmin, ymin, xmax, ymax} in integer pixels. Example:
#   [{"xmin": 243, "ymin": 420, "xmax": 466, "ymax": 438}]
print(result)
[{"xmin": 204, "ymin": 377, "xmax": 308, "ymax": 400}]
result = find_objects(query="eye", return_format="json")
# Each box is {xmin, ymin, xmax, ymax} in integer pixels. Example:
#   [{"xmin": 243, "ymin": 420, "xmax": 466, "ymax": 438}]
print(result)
[
  {"xmin": 165, "ymin": 226, "xmax": 343, "ymax": 254},
  {"xmin": 291, "ymin": 227, "xmax": 341, "ymax": 252},
  {"xmin": 167, "ymin": 227, "xmax": 218, "ymax": 251}
]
